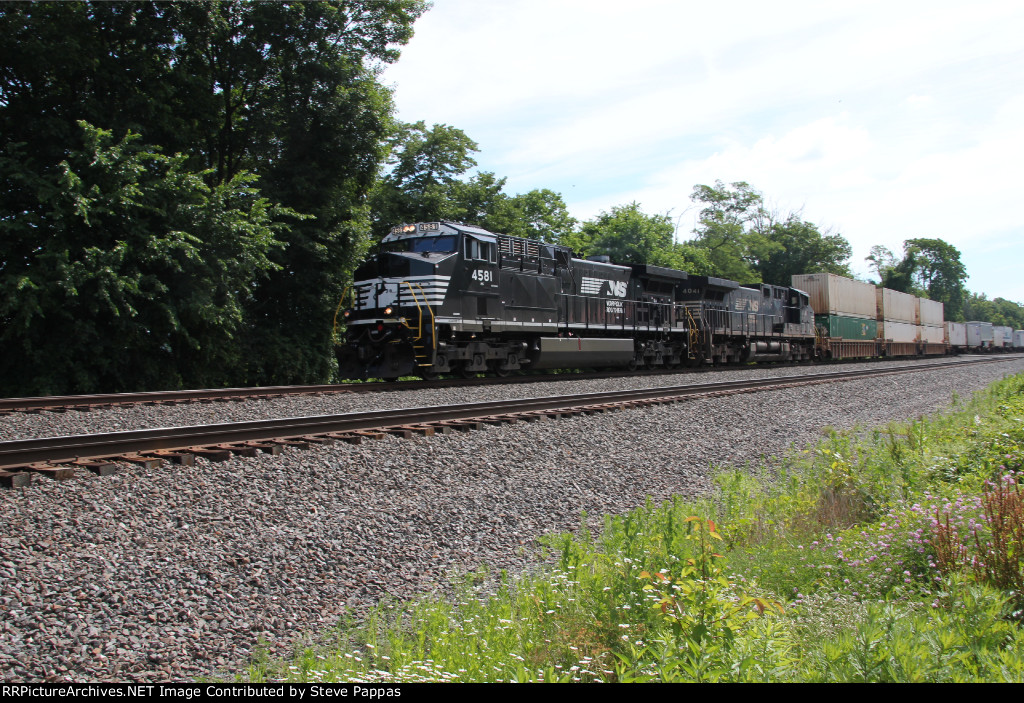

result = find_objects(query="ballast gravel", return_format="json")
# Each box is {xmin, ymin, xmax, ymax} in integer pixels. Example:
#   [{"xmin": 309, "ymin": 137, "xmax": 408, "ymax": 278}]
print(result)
[{"xmin": 1, "ymin": 356, "xmax": 1023, "ymax": 682}]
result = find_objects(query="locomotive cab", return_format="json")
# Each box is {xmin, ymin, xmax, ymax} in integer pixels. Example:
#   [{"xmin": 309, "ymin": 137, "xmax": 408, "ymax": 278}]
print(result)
[{"xmin": 338, "ymin": 222, "xmax": 464, "ymax": 379}]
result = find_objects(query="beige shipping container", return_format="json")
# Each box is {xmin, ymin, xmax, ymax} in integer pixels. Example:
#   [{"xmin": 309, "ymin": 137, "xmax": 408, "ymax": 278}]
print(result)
[
  {"xmin": 921, "ymin": 325, "xmax": 944, "ymax": 344},
  {"xmin": 945, "ymin": 321, "xmax": 967, "ymax": 347},
  {"xmin": 879, "ymin": 320, "xmax": 919, "ymax": 343},
  {"xmin": 917, "ymin": 297, "xmax": 945, "ymax": 326},
  {"xmin": 877, "ymin": 287, "xmax": 917, "ymax": 323},
  {"xmin": 791, "ymin": 273, "xmax": 876, "ymax": 319}
]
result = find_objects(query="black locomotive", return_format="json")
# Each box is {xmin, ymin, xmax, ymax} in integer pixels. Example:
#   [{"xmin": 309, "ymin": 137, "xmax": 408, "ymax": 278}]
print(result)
[{"xmin": 336, "ymin": 221, "xmax": 816, "ymax": 380}]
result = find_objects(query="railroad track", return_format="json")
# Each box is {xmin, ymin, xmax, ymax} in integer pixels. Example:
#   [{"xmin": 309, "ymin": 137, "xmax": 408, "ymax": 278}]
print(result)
[
  {"xmin": 1, "ymin": 354, "xmax": 992, "ymax": 415},
  {"xmin": 2, "ymin": 356, "xmax": 1018, "ymax": 488},
  {"xmin": 0, "ymin": 367, "xmax": 743, "ymax": 414}
]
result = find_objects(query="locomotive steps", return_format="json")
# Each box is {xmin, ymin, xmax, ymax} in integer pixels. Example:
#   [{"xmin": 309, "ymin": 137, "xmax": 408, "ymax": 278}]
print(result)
[{"xmin": 1, "ymin": 356, "xmax": 1018, "ymax": 486}]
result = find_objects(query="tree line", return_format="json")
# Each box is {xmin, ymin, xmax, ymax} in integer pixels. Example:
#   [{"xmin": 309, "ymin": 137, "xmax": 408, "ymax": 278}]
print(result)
[{"xmin": 0, "ymin": 2, "xmax": 1018, "ymax": 396}]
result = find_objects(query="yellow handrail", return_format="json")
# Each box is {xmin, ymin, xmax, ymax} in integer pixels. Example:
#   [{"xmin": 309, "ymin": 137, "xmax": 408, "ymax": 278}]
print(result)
[
  {"xmin": 332, "ymin": 285, "xmax": 354, "ymax": 344},
  {"xmin": 400, "ymin": 281, "xmax": 425, "ymax": 339},
  {"xmin": 413, "ymin": 282, "xmax": 436, "ymax": 352}
]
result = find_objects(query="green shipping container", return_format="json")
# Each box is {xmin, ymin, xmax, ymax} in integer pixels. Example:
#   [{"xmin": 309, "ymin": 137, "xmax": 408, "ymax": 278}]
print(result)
[{"xmin": 815, "ymin": 314, "xmax": 878, "ymax": 340}]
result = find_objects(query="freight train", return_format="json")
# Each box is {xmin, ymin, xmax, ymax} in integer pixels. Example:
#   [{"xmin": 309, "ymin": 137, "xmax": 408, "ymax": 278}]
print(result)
[{"xmin": 334, "ymin": 221, "xmax": 1019, "ymax": 380}]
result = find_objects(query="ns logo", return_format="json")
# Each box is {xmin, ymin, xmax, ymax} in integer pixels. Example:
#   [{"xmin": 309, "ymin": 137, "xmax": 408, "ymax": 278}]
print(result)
[{"xmin": 581, "ymin": 276, "xmax": 628, "ymax": 298}]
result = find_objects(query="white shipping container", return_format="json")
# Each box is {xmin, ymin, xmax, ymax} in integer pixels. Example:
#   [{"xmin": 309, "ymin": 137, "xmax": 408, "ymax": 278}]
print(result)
[
  {"xmin": 921, "ymin": 325, "xmax": 944, "ymax": 344},
  {"xmin": 876, "ymin": 288, "xmax": 917, "ymax": 323},
  {"xmin": 967, "ymin": 321, "xmax": 994, "ymax": 347},
  {"xmin": 945, "ymin": 321, "xmax": 967, "ymax": 347},
  {"xmin": 993, "ymin": 326, "xmax": 1013, "ymax": 348},
  {"xmin": 1014, "ymin": 330, "xmax": 1024, "ymax": 349},
  {"xmin": 917, "ymin": 297, "xmax": 945, "ymax": 326},
  {"xmin": 791, "ymin": 273, "xmax": 876, "ymax": 319},
  {"xmin": 879, "ymin": 320, "xmax": 919, "ymax": 343}
]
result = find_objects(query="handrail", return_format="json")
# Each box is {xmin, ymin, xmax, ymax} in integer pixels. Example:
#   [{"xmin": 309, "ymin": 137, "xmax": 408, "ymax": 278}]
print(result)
[
  {"xmin": 331, "ymin": 285, "xmax": 353, "ymax": 343},
  {"xmin": 413, "ymin": 282, "xmax": 436, "ymax": 353}
]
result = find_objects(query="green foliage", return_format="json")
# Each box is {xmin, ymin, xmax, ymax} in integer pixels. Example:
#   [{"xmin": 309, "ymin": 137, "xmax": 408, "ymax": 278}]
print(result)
[
  {"xmin": 237, "ymin": 373, "xmax": 1024, "ymax": 684},
  {"xmin": 0, "ymin": 122, "xmax": 287, "ymax": 394},
  {"xmin": 867, "ymin": 238, "xmax": 969, "ymax": 319},
  {"xmin": 688, "ymin": 180, "xmax": 851, "ymax": 284},
  {"xmin": 0, "ymin": 0, "xmax": 429, "ymax": 390},
  {"xmin": 756, "ymin": 215, "xmax": 852, "ymax": 285},
  {"xmin": 565, "ymin": 202, "xmax": 711, "ymax": 273},
  {"xmin": 688, "ymin": 180, "xmax": 769, "ymax": 282},
  {"xmin": 963, "ymin": 292, "xmax": 1024, "ymax": 328},
  {"xmin": 805, "ymin": 576, "xmax": 1024, "ymax": 682},
  {"xmin": 369, "ymin": 121, "xmax": 481, "ymax": 237},
  {"xmin": 369, "ymin": 121, "xmax": 578, "ymax": 244},
  {"xmin": 482, "ymin": 188, "xmax": 578, "ymax": 242},
  {"xmin": 623, "ymin": 518, "xmax": 787, "ymax": 682}
]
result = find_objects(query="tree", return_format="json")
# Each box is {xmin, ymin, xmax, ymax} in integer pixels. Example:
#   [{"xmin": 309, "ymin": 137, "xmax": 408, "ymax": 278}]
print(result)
[
  {"xmin": 867, "ymin": 238, "xmax": 968, "ymax": 319},
  {"xmin": 903, "ymin": 238, "xmax": 968, "ymax": 320},
  {"xmin": 865, "ymin": 245, "xmax": 898, "ymax": 283},
  {"xmin": 0, "ymin": 1, "xmax": 428, "ymax": 389},
  {"xmin": 369, "ymin": 121, "xmax": 480, "ymax": 237},
  {"xmin": 0, "ymin": 123, "xmax": 286, "ymax": 395},
  {"xmin": 480, "ymin": 188, "xmax": 577, "ymax": 242},
  {"xmin": 962, "ymin": 294, "xmax": 1024, "ymax": 327},
  {"xmin": 756, "ymin": 216, "xmax": 852, "ymax": 285},
  {"xmin": 369, "ymin": 121, "xmax": 578, "ymax": 243},
  {"xmin": 686, "ymin": 181, "xmax": 851, "ymax": 284},
  {"xmin": 688, "ymin": 181, "xmax": 774, "ymax": 282},
  {"xmin": 567, "ymin": 203, "xmax": 711, "ymax": 273}
]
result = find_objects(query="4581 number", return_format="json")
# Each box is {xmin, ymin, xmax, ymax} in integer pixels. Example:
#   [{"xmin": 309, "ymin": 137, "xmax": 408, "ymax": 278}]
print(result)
[{"xmin": 471, "ymin": 269, "xmax": 493, "ymax": 283}]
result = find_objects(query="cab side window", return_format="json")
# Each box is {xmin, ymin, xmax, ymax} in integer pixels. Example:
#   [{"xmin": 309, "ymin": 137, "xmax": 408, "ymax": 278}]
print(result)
[{"xmin": 465, "ymin": 239, "xmax": 496, "ymax": 263}]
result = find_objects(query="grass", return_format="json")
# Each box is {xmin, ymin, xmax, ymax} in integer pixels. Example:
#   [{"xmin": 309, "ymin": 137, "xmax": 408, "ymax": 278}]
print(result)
[{"xmin": 237, "ymin": 371, "xmax": 1024, "ymax": 683}]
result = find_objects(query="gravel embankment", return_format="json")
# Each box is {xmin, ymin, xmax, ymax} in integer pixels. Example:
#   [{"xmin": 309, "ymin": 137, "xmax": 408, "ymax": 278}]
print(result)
[
  {"xmin": 2, "ymin": 356, "xmax": 1023, "ymax": 682},
  {"xmin": 0, "ymin": 356, "xmax": 1008, "ymax": 441}
]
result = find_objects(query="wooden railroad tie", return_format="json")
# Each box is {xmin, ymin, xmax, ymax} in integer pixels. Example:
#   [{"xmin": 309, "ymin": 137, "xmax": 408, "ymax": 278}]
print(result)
[
  {"xmin": 25, "ymin": 463, "xmax": 77, "ymax": 481},
  {"xmin": 0, "ymin": 470, "xmax": 32, "ymax": 488},
  {"xmin": 147, "ymin": 450, "xmax": 196, "ymax": 466},
  {"xmin": 72, "ymin": 460, "xmax": 119, "ymax": 475},
  {"xmin": 121, "ymin": 455, "xmax": 164, "ymax": 469}
]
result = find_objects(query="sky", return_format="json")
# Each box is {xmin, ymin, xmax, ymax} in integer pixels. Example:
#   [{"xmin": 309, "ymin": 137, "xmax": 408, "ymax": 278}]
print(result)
[{"xmin": 381, "ymin": 0, "xmax": 1024, "ymax": 302}]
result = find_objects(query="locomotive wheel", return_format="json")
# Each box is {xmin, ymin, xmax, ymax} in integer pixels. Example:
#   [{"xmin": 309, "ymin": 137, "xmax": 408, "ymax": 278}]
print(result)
[
  {"xmin": 456, "ymin": 363, "xmax": 476, "ymax": 379},
  {"xmin": 419, "ymin": 370, "xmax": 439, "ymax": 381},
  {"xmin": 491, "ymin": 361, "xmax": 511, "ymax": 378}
]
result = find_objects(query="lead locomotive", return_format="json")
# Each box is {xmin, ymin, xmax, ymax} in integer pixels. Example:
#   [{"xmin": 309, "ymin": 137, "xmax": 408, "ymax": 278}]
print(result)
[{"xmin": 336, "ymin": 221, "xmax": 816, "ymax": 379}]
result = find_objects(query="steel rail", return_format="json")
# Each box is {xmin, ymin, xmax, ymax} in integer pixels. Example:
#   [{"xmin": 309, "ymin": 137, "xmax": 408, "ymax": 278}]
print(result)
[
  {"xmin": 0, "ymin": 357, "xmax": 1015, "ymax": 470},
  {"xmin": 0, "ymin": 354, "xmax": 1015, "ymax": 413}
]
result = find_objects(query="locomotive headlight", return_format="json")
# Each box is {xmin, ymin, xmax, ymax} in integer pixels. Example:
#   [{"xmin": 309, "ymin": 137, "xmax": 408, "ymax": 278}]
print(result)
[
  {"xmin": 342, "ymin": 309, "xmax": 351, "ymax": 319},
  {"xmin": 383, "ymin": 306, "xmax": 393, "ymax": 316}
]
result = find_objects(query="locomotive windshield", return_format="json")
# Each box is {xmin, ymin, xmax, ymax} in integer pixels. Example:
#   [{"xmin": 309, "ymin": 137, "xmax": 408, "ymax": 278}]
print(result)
[{"xmin": 380, "ymin": 235, "xmax": 458, "ymax": 254}]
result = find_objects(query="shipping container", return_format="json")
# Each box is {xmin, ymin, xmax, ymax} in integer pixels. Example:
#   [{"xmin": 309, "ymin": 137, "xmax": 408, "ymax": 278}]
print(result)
[
  {"xmin": 993, "ymin": 326, "xmax": 1013, "ymax": 348},
  {"xmin": 966, "ymin": 321, "xmax": 993, "ymax": 347},
  {"xmin": 945, "ymin": 321, "xmax": 967, "ymax": 347},
  {"xmin": 1014, "ymin": 330, "xmax": 1024, "ymax": 349},
  {"xmin": 878, "ymin": 320, "xmax": 919, "ymax": 343},
  {"xmin": 815, "ymin": 314, "xmax": 878, "ymax": 340},
  {"xmin": 920, "ymin": 325, "xmax": 944, "ymax": 344},
  {"xmin": 876, "ymin": 287, "xmax": 917, "ymax": 323},
  {"xmin": 791, "ymin": 273, "xmax": 876, "ymax": 319},
  {"xmin": 917, "ymin": 297, "xmax": 945, "ymax": 326}
]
